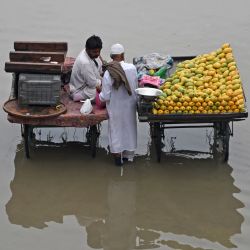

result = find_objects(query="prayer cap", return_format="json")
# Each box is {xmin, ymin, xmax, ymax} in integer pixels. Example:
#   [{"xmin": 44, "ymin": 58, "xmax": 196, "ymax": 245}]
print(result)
[{"xmin": 110, "ymin": 43, "xmax": 124, "ymax": 55}]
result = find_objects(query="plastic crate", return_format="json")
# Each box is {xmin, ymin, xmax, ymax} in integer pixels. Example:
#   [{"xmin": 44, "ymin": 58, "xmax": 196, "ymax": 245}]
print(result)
[{"xmin": 18, "ymin": 74, "xmax": 61, "ymax": 105}]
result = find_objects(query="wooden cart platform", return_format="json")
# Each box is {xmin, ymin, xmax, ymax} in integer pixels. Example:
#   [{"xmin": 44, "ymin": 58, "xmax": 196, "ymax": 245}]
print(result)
[{"xmin": 6, "ymin": 88, "xmax": 108, "ymax": 127}]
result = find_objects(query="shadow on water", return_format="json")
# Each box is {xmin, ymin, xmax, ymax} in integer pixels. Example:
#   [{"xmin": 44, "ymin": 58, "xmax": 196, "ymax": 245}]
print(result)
[{"xmin": 6, "ymin": 142, "xmax": 244, "ymax": 249}]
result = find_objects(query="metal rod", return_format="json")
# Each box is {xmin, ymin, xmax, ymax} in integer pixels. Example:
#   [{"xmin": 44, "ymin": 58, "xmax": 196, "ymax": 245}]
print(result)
[
  {"xmin": 162, "ymin": 125, "xmax": 214, "ymax": 129},
  {"xmin": 24, "ymin": 124, "xmax": 30, "ymax": 158}
]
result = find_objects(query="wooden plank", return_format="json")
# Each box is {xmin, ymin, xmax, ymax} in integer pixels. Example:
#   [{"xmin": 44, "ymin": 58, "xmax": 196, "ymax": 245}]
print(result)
[
  {"xmin": 9, "ymin": 51, "xmax": 66, "ymax": 63},
  {"xmin": 5, "ymin": 62, "xmax": 62, "ymax": 74},
  {"xmin": 14, "ymin": 41, "xmax": 68, "ymax": 52}
]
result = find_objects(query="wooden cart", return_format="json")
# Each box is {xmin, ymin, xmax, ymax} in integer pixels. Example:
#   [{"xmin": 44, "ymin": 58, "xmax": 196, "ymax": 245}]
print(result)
[{"xmin": 3, "ymin": 41, "xmax": 108, "ymax": 158}]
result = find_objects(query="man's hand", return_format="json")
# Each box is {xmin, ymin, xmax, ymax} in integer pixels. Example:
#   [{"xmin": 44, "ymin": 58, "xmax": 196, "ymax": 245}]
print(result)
[{"xmin": 96, "ymin": 84, "xmax": 102, "ymax": 93}]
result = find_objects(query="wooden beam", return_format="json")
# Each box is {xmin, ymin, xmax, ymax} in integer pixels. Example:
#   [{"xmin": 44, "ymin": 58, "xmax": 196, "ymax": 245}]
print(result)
[
  {"xmin": 9, "ymin": 51, "xmax": 66, "ymax": 63},
  {"xmin": 14, "ymin": 41, "xmax": 68, "ymax": 52},
  {"xmin": 5, "ymin": 62, "xmax": 62, "ymax": 74}
]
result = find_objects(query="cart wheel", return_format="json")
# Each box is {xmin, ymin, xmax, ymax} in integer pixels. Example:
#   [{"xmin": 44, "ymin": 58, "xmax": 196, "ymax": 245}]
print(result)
[{"xmin": 24, "ymin": 124, "xmax": 30, "ymax": 159}]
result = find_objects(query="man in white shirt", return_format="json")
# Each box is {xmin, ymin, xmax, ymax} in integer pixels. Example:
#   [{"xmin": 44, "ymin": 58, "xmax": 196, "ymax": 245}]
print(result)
[
  {"xmin": 69, "ymin": 35, "xmax": 103, "ymax": 101},
  {"xmin": 99, "ymin": 44, "xmax": 138, "ymax": 166}
]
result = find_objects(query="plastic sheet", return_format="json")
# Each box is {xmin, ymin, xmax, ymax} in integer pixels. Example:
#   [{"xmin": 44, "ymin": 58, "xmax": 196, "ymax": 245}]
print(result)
[{"xmin": 133, "ymin": 53, "xmax": 173, "ymax": 80}]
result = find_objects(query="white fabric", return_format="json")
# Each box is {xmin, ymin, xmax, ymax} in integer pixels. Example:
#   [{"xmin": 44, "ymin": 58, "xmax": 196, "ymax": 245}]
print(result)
[
  {"xmin": 80, "ymin": 99, "xmax": 93, "ymax": 115},
  {"xmin": 99, "ymin": 61, "xmax": 138, "ymax": 154},
  {"xmin": 69, "ymin": 49, "xmax": 102, "ymax": 100},
  {"xmin": 110, "ymin": 44, "xmax": 124, "ymax": 55}
]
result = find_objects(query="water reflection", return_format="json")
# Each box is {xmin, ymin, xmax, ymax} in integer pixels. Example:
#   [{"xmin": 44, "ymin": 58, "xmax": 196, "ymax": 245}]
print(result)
[{"xmin": 6, "ymin": 143, "xmax": 244, "ymax": 249}]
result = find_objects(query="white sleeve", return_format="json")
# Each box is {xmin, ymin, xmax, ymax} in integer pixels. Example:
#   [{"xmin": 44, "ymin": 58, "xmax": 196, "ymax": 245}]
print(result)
[
  {"xmin": 81, "ymin": 63, "xmax": 101, "ymax": 88},
  {"xmin": 133, "ymin": 67, "xmax": 139, "ymax": 89},
  {"xmin": 99, "ymin": 71, "xmax": 112, "ymax": 102}
]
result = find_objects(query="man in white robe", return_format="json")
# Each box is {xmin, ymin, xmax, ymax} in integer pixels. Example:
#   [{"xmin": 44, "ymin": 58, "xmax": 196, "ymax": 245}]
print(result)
[
  {"xmin": 70, "ymin": 35, "xmax": 103, "ymax": 101},
  {"xmin": 99, "ymin": 44, "xmax": 138, "ymax": 166}
]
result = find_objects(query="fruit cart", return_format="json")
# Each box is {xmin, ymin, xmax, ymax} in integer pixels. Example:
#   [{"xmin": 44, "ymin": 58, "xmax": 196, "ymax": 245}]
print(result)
[
  {"xmin": 137, "ymin": 56, "xmax": 248, "ymax": 162},
  {"xmin": 3, "ymin": 41, "xmax": 108, "ymax": 158}
]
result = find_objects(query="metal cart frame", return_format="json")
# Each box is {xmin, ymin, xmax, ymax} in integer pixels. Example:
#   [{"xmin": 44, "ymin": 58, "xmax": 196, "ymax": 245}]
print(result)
[
  {"xmin": 21, "ymin": 123, "xmax": 101, "ymax": 159},
  {"xmin": 140, "ymin": 114, "xmax": 247, "ymax": 162}
]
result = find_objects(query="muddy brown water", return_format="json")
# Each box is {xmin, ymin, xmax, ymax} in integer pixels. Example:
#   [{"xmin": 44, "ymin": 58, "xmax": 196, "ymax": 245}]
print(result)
[{"xmin": 0, "ymin": 0, "xmax": 250, "ymax": 249}]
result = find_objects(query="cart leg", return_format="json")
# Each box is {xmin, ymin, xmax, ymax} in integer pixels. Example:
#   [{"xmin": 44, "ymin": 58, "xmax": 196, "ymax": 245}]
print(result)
[
  {"xmin": 21, "ymin": 124, "xmax": 24, "ymax": 137},
  {"xmin": 24, "ymin": 124, "xmax": 30, "ymax": 159},
  {"xmin": 153, "ymin": 122, "xmax": 162, "ymax": 163},
  {"xmin": 213, "ymin": 122, "xmax": 230, "ymax": 162},
  {"xmin": 213, "ymin": 122, "xmax": 221, "ymax": 154},
  {"xmin": 86, "ymin": 125, "xmax": 100, "ymax": 158},
  {"xmin": 222, "ymin": 122, "xmax": 230, "ymax": 162}
]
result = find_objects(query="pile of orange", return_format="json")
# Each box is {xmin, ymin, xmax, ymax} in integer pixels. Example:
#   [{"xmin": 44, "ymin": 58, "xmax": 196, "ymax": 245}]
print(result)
[{"xmin": 152, "ymin": 43, "xmax": 246, "ymax": 115}]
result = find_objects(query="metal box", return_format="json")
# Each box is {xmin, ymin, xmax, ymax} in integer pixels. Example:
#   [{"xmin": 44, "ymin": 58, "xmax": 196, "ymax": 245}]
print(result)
[{"xmin": 18, "ymin": 74, "xmax": 61, "ymax": 105}]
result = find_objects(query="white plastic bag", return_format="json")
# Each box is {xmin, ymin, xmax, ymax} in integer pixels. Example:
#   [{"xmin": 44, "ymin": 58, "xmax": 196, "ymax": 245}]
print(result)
[{"xmin": 80, "ymin": 99, "xmax": 93, "ymax": 115}]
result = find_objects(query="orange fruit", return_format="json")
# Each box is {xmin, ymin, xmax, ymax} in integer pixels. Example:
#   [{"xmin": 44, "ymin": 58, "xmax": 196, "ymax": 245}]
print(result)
[
  {"xmin": 213, "ymin": 62, "xmax": 221, "ymax": 69},
  {"xmin": 152, "ymin": 108, "xmax": 158, "ymax": 115},
  {"xmin": 220, "ymin": 58, "xmax": 227, "ymax": 63},
  {"xmin": 160, "ymin": 105, "xmax": 166, "ymax": 111},
  {"xmin": 229, "ymin": 65, "xmax": 236, "ymax": 71},
  {"xmin": 202, "ymin": 102, "xmax": 207, "ymax": 107},
  {"xmin": 218, "ymin": 53, "xmax": 225, "ymax": 59},
  {"xmin": 222, "ymin": 43, "xmax": 230, "ymax": 49},
  {"xmin": 224, "ymin": 47, "xmax": 232, "ymax": 54},
  {"xmin": 176, "ymin": 102, "xmax": 182, "ymax": 107}
]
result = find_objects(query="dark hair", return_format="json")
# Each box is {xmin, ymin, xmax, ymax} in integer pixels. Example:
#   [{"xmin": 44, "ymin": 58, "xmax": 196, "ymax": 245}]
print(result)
[{"xmin": 85, "ymin": 35, "xmax": 102, "ymax": 50}]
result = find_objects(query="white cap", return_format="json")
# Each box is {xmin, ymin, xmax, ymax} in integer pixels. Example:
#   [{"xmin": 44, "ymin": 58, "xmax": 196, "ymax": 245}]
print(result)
[{"xmin": 110, "ymin": 43, "xmax": 124, "ymax": 55}]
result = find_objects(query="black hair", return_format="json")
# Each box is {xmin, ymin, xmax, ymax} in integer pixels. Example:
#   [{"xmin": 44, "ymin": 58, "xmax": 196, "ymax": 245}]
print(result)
[{"xmin": 85, "ymin": 35, "xmax": 102, "ymax": 50}]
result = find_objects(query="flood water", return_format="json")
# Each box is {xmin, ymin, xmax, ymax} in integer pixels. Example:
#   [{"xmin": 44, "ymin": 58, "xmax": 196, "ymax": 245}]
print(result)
[{"xmin": 0, "ymin": 0, "xmax": 250, "ymax": 249}]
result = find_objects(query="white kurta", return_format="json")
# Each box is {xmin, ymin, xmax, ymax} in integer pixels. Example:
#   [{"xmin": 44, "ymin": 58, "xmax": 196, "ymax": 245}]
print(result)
[
  {"xmin": 69, "ymin": 49, "xmax": 102, "ymax": 100},
  {"xmin": 99, "ymin": 61, "xmax": 138, "ymax": 154}
]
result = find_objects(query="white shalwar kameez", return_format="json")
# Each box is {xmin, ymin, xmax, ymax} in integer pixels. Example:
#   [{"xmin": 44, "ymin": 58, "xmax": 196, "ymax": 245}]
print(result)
[
  {"xmin": 69, "ymin": 49, "xmax": 102, "ymax": 101},
  {"xmin": 99, "ymin": 61, "xmax": 138, "ymax": 160}
]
